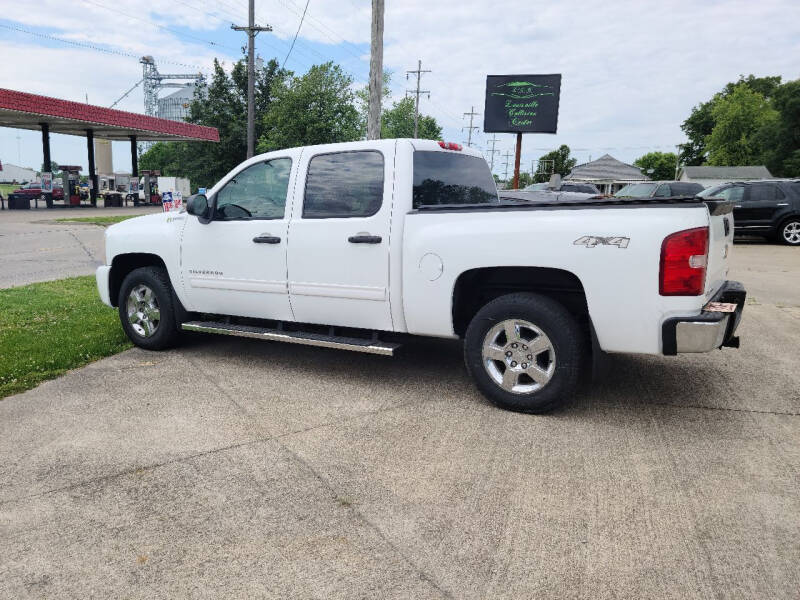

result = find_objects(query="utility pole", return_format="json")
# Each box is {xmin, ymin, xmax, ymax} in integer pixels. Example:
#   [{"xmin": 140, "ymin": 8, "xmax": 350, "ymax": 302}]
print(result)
[
  {"xmin": 502, "ymin": 150, "xmax": 513, "ymax": 182},
  {"xmin": 486, "ymin": 135, "xmax": 500, "ymax": 171},
  {"xmin": 462, "ymin": 106, "xmax": 479, "ymax": 147},
  {"xmin": 674, "ymin": 143, "xmax": 683, "ymax": 180},
  {"xmin": 232, "ymin": 1, "xmax": 272, "ymax": 158},
  {"xmin": 367, "ymin": 0, "xmax": 384, "ymax": 140},
  {"xmin": 406, "ymin": 60, "xmax": 430, "ymax": 138}
]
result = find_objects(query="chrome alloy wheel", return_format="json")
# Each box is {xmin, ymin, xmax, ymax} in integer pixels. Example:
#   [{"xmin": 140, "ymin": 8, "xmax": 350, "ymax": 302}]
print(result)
[
  {"xmin": 481, "ymin": 319, "xmax": 556, "ymax": 394},
  {"xmin": 126, "ymin": 284, "xmax": 161, "ymax": 338},
  {"xmin": 782, "ymin": 221, "xmax": 800, "ymax": 245}
]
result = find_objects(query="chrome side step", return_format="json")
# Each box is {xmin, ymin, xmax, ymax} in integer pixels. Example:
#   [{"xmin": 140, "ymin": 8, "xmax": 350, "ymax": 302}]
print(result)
[{"xmin": 181, "ymin": 321, "xmax": 401, "ymax": 356}]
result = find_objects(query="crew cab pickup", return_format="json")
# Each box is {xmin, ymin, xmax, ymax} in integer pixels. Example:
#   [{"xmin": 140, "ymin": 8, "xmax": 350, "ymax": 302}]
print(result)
[{"xmin": 96, "ymin": 139, "xmax": 745, "ymax": 413}]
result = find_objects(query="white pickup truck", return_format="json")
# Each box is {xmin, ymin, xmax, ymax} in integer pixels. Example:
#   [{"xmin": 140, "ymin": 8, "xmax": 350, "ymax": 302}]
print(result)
[{"xmin": 96, "ymin": 139, "xmax": 745, "ymax": 413}]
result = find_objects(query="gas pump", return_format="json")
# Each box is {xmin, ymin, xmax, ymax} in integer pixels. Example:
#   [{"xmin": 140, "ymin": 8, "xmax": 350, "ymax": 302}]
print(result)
[
  {"xmin": 60, "ymin": 166, "xmax": 82, "ymax": 206},
  {"xmin": 141, "ymin": 170, "xmax": 161, "ymax": 205}
]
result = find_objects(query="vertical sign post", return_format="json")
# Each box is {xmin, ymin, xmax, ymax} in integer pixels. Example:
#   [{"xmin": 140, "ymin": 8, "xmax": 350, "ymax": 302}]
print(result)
[{"xmin": 484, "ymin": 74, "xmax": 561, "ymax": 189}]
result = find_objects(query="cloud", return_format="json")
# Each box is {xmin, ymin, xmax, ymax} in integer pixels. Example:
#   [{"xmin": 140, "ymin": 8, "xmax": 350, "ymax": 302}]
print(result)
[{"xmin": 1, "ymin": 0, "xmax": 799, "ymax": 175}]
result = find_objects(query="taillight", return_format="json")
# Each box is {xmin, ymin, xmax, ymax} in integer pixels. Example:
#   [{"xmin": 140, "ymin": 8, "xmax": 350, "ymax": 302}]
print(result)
[
  {"xmin": 438, "ymin": 141, "xmax": 462, "ymax": 151},
  {"xmin": 659, "ymin": 226, "xmax": 708, "ymax": 296}
]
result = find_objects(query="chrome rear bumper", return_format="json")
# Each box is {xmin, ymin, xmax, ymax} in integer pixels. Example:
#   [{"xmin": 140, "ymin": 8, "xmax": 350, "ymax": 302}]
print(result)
[{"xmin": 662, "ymin": 281, "xmax": 746, "ymax": 355}]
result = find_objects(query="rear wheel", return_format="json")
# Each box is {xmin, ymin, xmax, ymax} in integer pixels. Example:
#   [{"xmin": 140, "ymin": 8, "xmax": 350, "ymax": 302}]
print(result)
[
  {"xmin": 118, "ymin": 266, "xmax": 180, "ymax": 350},
  {"xmin": 464, "ymin": 293, "xmax": 584, "ymax": 413},
  {"xmin": 779, "ymin": 218, "xmax": 800, "ymax": 246}
]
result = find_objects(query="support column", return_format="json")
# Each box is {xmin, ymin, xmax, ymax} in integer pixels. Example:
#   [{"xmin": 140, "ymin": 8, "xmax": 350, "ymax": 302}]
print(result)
[
  {"xmin": 40, "ymin": 123, "xmax": 51, "ymax": 209},
  {"xmin": 86, "ymin": 129, "xmax": 97, "ymax": 206},
  {"xmin": 129, "ymin": 136, "xmax": 138, "ymax": 207}
]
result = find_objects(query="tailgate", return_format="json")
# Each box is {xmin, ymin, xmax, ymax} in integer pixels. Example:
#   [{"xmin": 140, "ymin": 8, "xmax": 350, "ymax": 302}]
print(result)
[{"xmin": 704, "ymin": 199, "xmax": 734, "ymax": 297}]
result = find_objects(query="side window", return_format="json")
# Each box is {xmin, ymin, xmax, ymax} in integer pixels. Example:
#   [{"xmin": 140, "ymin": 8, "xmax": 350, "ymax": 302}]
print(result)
[
  {"xmin": 303, "ymin": 151, "xmax": 384, "ymax": 218},
  {"xmin": 775, "ymin": 186, "xmax": 786, "ymax": 200},
  {"xmin": 749, "ymin": 184, "xmax": 777, "ymax": 202},
  {"xmin": 719, "ymin": 186, "xmax": 744, "ymax": 202},
  {"xmin": 215, "ymin": 158, "xmax": 292, "ymax": 220},
  {"xmin": 654, "ymin": 184, "xmax": 671, "ymax": 197}
]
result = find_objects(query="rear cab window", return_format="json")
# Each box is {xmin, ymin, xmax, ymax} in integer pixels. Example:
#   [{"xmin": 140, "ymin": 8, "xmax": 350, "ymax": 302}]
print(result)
[{"xmin": 412, "ymin": 151, "xmax": 498, "ymax": 208}]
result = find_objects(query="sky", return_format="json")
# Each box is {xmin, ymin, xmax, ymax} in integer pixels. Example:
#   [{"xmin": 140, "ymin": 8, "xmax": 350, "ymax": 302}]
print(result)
[{"xmin": 1, "ymin": 0, "xmax": 799, "ymax": 179}]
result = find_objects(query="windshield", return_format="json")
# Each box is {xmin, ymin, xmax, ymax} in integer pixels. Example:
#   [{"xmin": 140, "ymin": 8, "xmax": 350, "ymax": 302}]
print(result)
[
  {"xmin": 614, "ymin": 183, "xmax": 657, "ymax": 198},
  {"xmin": 523, "ymin": 183, "xmax": 548, "ymax": 191},
  {"xmin": 412, "ymin": 151, "xmax": 498, "ymax": 208}
]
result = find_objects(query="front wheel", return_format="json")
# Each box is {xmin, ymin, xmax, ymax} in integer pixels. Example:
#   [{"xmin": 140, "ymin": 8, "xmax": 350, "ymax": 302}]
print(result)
[
  {"xmin": 118, "ymin": 266, "xmax": 181, "ymax": 350},
  {"xmin": 464, "ymin": 293, "xmax": 584, "ymax": 413},
  {"xmin": 779, "ymin": 218, "xmax": 800, "ymax": 246}
]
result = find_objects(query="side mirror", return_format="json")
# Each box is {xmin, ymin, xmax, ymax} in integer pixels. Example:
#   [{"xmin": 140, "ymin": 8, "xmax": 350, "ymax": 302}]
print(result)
[{"xmin": 186, "ymin": 194, "xmax": 209, "ymax": 221}]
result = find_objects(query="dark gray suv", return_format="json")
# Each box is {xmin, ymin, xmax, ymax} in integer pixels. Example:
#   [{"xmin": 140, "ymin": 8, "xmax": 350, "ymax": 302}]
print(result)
[{"xmin": 697, "ymin": 180, "xmax": 800, "ymax": 246}]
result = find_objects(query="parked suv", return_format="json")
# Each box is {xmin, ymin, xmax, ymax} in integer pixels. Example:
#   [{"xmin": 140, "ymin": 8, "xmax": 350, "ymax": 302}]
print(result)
[
  {"xmin": 697, "ymin": 180, "xmax": 800, "ymax": 245},
  {"xmin": 615, "ymin": 181, "xmax": 704, "ymax": 199},
  {"xmin": 524, "ymin": 182, "xmax": 601, "ymax": 194}
]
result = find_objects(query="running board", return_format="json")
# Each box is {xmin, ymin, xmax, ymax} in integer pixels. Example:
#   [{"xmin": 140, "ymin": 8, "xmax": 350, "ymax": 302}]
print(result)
[{"xmin": 181, "ymin": 321, "xmax": 401, "ymax": 356}]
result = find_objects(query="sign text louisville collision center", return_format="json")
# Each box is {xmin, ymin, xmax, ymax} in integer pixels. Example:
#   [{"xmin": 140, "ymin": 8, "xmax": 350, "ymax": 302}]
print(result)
[{"xmin": 484, "ymin": 74, "xmax": 561, "ymax": 134}]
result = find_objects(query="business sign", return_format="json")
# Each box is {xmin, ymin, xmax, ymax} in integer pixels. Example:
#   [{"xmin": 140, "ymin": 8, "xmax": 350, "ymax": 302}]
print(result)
[
  {"xmin": 484, "ymin": 74, "xmax": 561, "ymax": 134},
  {"xmin": 41, "ymin": 172, "xmax": 53, "ymax": 193}
]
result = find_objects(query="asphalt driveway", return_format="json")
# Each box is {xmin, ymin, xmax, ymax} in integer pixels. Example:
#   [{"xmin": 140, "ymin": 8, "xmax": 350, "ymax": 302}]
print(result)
[{"xmin": 0, "ymin": 213, "xmax": 798, "ymax": 598}]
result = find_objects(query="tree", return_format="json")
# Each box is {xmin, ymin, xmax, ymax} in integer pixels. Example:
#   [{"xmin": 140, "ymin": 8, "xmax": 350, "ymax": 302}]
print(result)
[
  {"xmin": 680, "ymin": 75, "xmax": 783, "ymax": 166},
  {"xmin": 706, "ymin": 86, "xmax": 779, "ymax": 167},
  {"xmin": 258, "ymin": 62, "xmax": 361, "ymax": 152},
  {"xmin": 380, "ymin": 97, "xmax": 442, "ymax": 140},
  {"xmin": 39, "ymin": 161, "xmax": 58, "ymax": 174},
  {"xmin": 633, "ymin": 151, "xmax": 678, "ymax": 180},
  {"xmin": 356, "ymin": 70, "xmax": 392, "ymax": 138},
  {"xmin": 140, "ymin": 56, "xmax": 287, "ymax": 189},
  {"xmin": 770, "ymin": 80, "xmax": 800, "ymax": 176},
  {"xmin": 533, "ymin": 145, "xmax": 576, "ymax": 183}
]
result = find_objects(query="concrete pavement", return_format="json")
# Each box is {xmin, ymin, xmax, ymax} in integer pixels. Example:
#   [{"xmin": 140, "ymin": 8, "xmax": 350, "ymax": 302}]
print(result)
[
  {"xmin": 0, "ymin": 205, "xmax": 159, "ymax": 289},
  {"xmin": 0, "ymin": 213, "xmax": 798, "ymax": 598}
]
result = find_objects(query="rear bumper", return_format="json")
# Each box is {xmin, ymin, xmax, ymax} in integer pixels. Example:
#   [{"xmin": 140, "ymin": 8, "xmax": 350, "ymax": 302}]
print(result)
[
  {"xmin": 96, "ymin": 265, "xmax": 113, "ymax": 307},
  {"xmin": 662, "ymin": 281, "xmax": 746, "ymax": 355}
]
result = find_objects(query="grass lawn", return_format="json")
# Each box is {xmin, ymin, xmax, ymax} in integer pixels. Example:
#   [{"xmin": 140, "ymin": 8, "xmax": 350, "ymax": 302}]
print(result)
[
  {"xmin": 0, "ymin": 183, "xmax": 18, "ymax": 197},
  {"xmin": 0, "ymin": 276, "xmax": 131, "ymax": 399},
  {"xmin": 55, "ymin": 215, "xmax": 143, "ymax": 226}
]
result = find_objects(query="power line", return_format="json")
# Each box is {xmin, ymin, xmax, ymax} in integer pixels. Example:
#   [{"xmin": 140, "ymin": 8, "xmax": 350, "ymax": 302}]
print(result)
[
  {"xmin": 79, "ymin": 0, "xmax": 239, "ymax": 52},
  {"xmin": 0, "ymin": 23, "xmax": 204, "ymax": 70},
  {"xmin": 232, "ymin": 0, "xmax": 273, "ymax": 158},
  {"xmin": 462, "ymin": 106, "xmax": 479, "ymax": 147},
  {"xmin": 406, "ymin": 60, "xmax": 430, "ymax": 138},
  {"xmin": 282, "ymin": 0, "xmax": 311, "ymax": 69},
  {"xmin": 486, "ymin": 135, "xmax": 500, "ymax": 171}
]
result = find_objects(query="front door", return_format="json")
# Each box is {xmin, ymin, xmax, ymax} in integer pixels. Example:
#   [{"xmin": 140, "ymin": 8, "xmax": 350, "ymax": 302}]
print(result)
[
  {"xmin": 287, "ymin": 145, "xmax": 395, "ymax": 331},
  {"xmin": 180, "ymin": 156, "xmax": 295, "ymax": 320}
]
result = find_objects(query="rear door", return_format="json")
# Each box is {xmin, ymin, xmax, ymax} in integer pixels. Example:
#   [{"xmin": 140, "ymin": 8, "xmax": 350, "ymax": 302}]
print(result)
[
  {"xmin": 739, "ymin": 183, "xmax": 786, "ymax": 228},
  {"xmin": 287, "ymin": 143, "xmax": 396, "ymax": 331}
]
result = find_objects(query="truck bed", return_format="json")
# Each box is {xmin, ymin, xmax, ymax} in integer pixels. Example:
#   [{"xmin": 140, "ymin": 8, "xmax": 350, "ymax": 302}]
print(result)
[{"xmin": 417, "ymin": 194, "xmax": 731, "ymax": 214}]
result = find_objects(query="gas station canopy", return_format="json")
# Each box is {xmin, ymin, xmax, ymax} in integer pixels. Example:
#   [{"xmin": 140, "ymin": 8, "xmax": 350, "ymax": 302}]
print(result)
[{"xmin": 0, "ymin": 88, "xmax": 219, "ymax": 142}]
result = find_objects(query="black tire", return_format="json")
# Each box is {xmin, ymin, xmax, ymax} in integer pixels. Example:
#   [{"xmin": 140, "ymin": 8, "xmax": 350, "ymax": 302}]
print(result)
[
  {"xmin": 778, "ymin": 217, "xmax": 800, "ymax": 246},
  {"xmin": 118, "ymin": 266, "xmax": 181, "ymax": 350},
  {"xmin": 464, "ymin": 292, "xmax": 584, "ymax": 413}
]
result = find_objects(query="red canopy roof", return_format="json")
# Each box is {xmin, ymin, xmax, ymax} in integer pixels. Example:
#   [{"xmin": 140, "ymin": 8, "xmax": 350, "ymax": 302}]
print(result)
[{"xmin": 0, "ymin": 88, "xmax": 219, "ymax": 142}]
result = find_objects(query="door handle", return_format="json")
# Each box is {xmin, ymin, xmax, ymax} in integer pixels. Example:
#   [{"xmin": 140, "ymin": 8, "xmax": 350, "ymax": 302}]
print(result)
[
  {"xmin": 777, "ymin": 203, "xmax": 789, "ymax": 206},
  {"xmin": 253, "ymin": 234, "xmax": 281, "ymax": 244},
  {"xmin": 734, "ymin": 205, "xmax": 742, "ymax": 208},
  {"xmin": 348, "ymin": 234, "xmax": 382, "ymax": 244}
]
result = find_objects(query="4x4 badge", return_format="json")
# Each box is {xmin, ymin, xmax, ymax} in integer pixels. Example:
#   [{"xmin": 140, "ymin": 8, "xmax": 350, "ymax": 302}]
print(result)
[{"xmin": 573, "ymin": 236, "xmax": 630, "ymax": 248}]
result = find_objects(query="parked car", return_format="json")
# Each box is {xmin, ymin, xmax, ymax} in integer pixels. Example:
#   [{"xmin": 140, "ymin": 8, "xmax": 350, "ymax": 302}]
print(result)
[
  {"xmin": 696, "ymin": 179, "xmax": 800, "ymax": 245},
  {"xmin": 97, "ymin": 139, "xmax": 745, "ymax": 414},
  {"xmin": 524, "ymin": 182, "xmax": 601, "ymax": 194},
  {"xmin": 614, "ymin": 181, "xmax": 704, "ymax": 199},
  {"xmin": 7, "ymin": 182, "xmax": 64, "ymax": 208}
]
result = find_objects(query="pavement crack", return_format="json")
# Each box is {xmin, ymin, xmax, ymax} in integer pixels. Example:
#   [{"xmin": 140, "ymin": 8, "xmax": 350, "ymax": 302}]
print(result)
[
  {"xmin": 67, "ymin": 230, "xmax": 100, "ymax": 265},
  {"xmin": 277, "ymin": 442, "xmax": 455, "ymax": 600}
]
